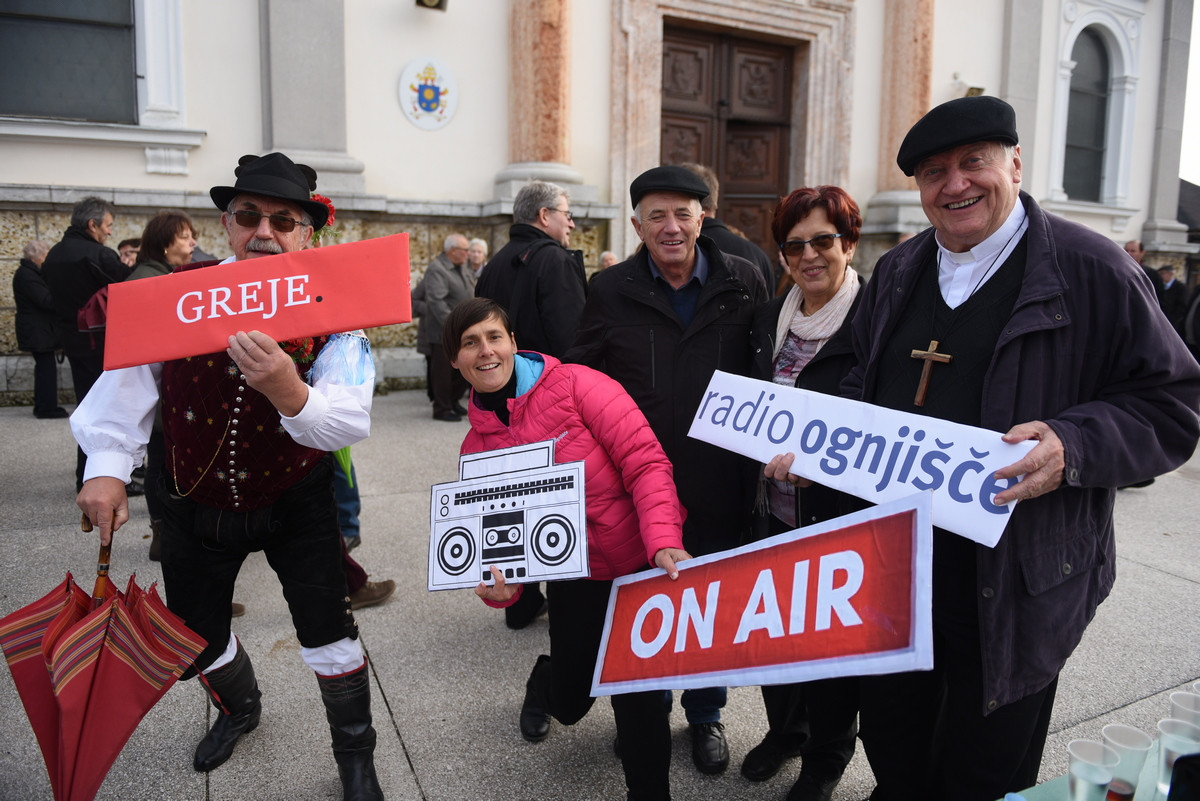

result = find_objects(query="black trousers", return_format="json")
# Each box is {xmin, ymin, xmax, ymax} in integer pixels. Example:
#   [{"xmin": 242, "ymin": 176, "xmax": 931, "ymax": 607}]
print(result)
[
  {"xmin": 545, "ymin": 578, "xmax": 671, "ymax": 801},
  {"xmin": 755, "ymin": 512, "xmax": 858, "ymax": 781},
  {"xmin": 31, "ymin": 350, "xmax": 60, "ymax": 415},
  {"xmin": 158, "ymin": 457, "xmax": 356, "ymax": 674},
  {"xmin": 144, "ymin": 428, "xmax": 165, "ymax": 521},
  {"xmin": 428, "ymin": 343, "xmax": 467, "ymax": 416},
  {"xmin": 759, "ymin": 675, "xmax": 858, "ymax": 781},
  {"xmin": 65, "ymin": 346, "xmax": 103, "ymax": 490},
  {"xmin": 858, "ymin": 610, "xmax": 1057, "ymax": 801}
]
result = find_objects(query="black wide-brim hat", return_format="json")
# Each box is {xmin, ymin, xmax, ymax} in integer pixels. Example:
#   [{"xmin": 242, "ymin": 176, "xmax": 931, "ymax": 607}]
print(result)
[
  {"xmin": 209, "ymin": 152, "xmax": 329, "ymax": 229},
  {"xmin": 896, "ymin": 95, "xmax": 1019, "ymax": 177},
  {"xmin": 630, "ymin": 165, "xmax": 711, "ymax": 208}
]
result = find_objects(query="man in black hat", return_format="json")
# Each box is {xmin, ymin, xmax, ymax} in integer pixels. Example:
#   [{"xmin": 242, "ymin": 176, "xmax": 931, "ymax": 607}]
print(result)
[
  {"xmin": 841, "ymin": 96, "xmax": 1200, "ymax": 800},
  {"xmin": 566, "ymin": 165, "xmax": 768, "ymax": 777},
  {"xmin": 73, "ymin": 153, "xmax": 385, "ymax": 800}
]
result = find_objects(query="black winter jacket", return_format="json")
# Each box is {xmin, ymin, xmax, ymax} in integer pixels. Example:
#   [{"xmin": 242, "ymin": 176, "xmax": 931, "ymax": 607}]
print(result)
[
  {"xmin": 475, "ymin": 223, "xmax": 586, "ymax": 358},
  {"xmin": 41, "ymin": 226, "xmax": 130, "ymax": 357},
  {"xmin": 13, "ymin": 258, "xmax": 59, "ymax": 352},
  {"xmin": 567, "ymin": 235, "xmax": 769, "ymax": 555},
  {"xmin": 749, "ymin": 290, "xmax": 866, "ymax": 531}
]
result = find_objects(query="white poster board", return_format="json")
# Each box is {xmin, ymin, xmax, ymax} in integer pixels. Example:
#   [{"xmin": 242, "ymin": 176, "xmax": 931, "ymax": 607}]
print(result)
[
  {"xmin": 428, "ymin": 440, "xmax": 589, "ymax": 591},
  {"xmin": 687, "ymin": 372, "xmax": 1035, "ymax": 547}
]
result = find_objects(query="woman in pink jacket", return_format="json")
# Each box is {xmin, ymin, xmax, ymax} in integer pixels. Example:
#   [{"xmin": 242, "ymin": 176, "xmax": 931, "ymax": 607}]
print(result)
[{"xmin": 444, "ymin": 297, "xmax": 690, "ymax": 801}]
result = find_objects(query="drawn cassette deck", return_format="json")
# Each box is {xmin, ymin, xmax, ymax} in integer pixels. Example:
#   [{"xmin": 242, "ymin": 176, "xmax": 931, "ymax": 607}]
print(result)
[{"xmin": 428, "ymin": 441, "xmax": 588, "ymax": 591}]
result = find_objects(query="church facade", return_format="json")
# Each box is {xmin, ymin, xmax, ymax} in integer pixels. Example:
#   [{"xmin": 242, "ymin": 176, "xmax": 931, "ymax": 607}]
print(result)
[{"xmin": 0, "ymin": 0, "xmax": 1191, "ymax": 359}]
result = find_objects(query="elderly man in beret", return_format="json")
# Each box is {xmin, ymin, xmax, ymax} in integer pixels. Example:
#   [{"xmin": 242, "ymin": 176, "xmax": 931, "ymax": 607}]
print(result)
[
  {"xmin": 840, "ymin": 96, "xmax": 1200, "ymax": 800},
  {"xmin": 567, "ymin": 165, "xmax": 768, "ymax": 779},
  {"xmin": 73, "ymin": 153, "xmax": 385, "ymax": 800}
]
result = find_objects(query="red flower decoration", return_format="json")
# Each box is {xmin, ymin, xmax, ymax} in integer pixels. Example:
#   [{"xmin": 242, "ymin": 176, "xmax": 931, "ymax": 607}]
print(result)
[{"xmin": 311, "ymin": 193, "xmax": 336, "ymax": 227}]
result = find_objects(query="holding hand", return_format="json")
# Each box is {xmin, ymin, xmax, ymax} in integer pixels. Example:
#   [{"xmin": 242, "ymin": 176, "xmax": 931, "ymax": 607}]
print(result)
[
  {"xmin": 764, "ymin": 452, "xmax": 812, "ymax": 488},
  {"xmin": 654, "ymin": 547, "xmax": 692, "ymax": 580},
  {"xmin": 226, "ymin": 330, "xmax": 309, "ymax": 416},
  {"xmin": 992, "ymin": 420, "xmax": 1065, "ymax": 505},
  {"xmin": 76, "ymin": 476, "xmax": 130, "ymax": 546},
  {"xmin": 475, "ymin": 564, "xmax": 520, "ymax": 605}
]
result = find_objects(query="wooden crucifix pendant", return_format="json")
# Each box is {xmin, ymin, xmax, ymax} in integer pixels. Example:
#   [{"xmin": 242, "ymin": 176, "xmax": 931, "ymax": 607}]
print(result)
[{"xmin": 910, "ymin": 340, "xmax": 952, "ymax": 407}]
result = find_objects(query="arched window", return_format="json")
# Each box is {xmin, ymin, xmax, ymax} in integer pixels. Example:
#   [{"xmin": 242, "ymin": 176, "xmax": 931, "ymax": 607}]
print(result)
[{"xmin": 1063, "ymin": 27, "xmax": 1110, "ymax": 202}]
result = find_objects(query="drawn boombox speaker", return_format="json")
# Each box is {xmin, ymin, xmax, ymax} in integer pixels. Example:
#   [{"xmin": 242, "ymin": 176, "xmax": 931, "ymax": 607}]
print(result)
[{"xmin": 428, "ymin": 440, "xmax": 589, "ymax": 591}]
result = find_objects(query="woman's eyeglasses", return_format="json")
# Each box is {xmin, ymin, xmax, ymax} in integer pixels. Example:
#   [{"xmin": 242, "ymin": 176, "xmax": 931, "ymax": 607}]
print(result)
[
  {"xmin": 780, "ymin": 233, "xmax": 843, "ymax": 257},
  {"xmin": 231, "ymin": 209, "xmax": 308, "ymax": 233}
]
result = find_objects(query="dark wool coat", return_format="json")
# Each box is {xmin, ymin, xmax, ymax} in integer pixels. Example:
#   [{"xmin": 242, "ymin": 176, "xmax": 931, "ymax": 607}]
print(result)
[
  {"xmin": 475, "ymin": 223, "xmax": 586, "ymax": 359},
  {"xmin": 13, "ymin": 258, "xmax": 59, "ymax": 352},
  {"xmin": 41, "ymin": 226, "xmax": 130, "ymax": 357},
  {"xmin": 566, "ymin": 234, "xmax": 769, "ymax": 556},
  {"xmin": 843, "ymin": 191, "xmax": 1200, "ymax": 713}
]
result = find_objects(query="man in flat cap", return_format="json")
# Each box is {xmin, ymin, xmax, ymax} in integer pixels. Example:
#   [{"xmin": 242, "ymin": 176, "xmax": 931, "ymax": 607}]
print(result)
[
  {"xmin": 566, "ymin": 165, "xmax": 768, "ymax": 778},
  {"xmin": 73, "ymin": 153, "xmax": 385, "ymax": 800},
  {"xmin": 841, "ymin": 96, "xmax": 1200, "ymax": 800}
]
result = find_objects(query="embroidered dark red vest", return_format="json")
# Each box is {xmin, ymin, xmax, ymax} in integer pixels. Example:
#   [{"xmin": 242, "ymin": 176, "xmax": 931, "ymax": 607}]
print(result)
[{"xmin": 161, "ymin": 342, "xmax": 326, "ymax": 511}]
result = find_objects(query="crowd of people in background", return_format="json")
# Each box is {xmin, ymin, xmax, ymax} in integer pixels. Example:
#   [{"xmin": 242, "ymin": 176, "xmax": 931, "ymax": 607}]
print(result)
[{"xmin": 9, "ymin": 94, "xmax": 1200, "ymax": 801}]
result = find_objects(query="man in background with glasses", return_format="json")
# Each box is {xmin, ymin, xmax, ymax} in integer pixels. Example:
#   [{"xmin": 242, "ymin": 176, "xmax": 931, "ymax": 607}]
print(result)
[
  {"xmin": 73, "ymin": 152, "xmax": 385, "ymax": 800},
  {"xmin": 475, "ymin": 179, "xmax": 588, "ymax": 631}
]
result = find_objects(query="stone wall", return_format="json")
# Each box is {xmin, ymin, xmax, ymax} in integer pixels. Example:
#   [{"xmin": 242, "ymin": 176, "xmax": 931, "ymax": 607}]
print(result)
[
  {"xmin": 0, "ymin": 205, "xmax": 609, "ymax": 357},
  {"xmin": 0, "ymin": 204, "xmax": 608, "ymax": 406}
]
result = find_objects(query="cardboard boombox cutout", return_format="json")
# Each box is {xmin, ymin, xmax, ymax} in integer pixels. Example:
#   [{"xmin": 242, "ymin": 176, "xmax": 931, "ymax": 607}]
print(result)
[{"xmin": 428, "ymin": 440, "xmax": 589, "ymax": 591}]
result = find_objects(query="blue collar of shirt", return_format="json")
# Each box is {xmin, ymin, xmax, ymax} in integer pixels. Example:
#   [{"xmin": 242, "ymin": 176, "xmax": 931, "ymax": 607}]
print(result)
[{"xmin": 647, "ymin": 245, "xmax": 708, "ymax": 288}]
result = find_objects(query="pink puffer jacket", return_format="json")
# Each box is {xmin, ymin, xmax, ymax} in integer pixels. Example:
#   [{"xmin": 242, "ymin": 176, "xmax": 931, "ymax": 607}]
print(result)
[{"xmin": 461, "ymin": 352, "xmax": 685, "ymax": 580}]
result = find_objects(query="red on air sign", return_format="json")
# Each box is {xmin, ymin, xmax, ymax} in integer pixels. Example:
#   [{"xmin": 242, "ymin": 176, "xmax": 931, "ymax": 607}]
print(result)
[
  {"xmin": 102, "ymin": 233, "xmax": 411, "ymax": 370},
  {"xmin": 591, "ymin": 494, "xmax": 933, "ymax": 696}
]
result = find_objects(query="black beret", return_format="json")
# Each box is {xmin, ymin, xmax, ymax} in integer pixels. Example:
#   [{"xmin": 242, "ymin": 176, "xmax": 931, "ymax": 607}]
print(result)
[
  {"xmin": 630, "ymin": 165, "xmax": 710, "ymax": 208},
  {"xmin": 896, "ymin": 96, "xmax": 1019, "ymax": 177}
]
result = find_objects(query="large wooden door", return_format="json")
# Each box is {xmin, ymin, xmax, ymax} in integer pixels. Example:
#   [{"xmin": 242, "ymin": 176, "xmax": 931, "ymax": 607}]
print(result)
[{"xmin": 661, "ymin": 26, "xmax": 792, "ymax": 256}]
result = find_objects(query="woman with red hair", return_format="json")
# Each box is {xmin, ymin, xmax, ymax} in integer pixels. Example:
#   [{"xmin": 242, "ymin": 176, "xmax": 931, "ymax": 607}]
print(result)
[{"xmin": 742, "ymin": 186, "xmax": 867, "ymax": 801}]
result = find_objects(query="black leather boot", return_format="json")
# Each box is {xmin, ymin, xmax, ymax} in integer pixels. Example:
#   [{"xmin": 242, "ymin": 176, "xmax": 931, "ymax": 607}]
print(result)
[
  {"xmin": 317, "ymin": 662, "xmax": 384, "ymax": 801},
  {"xmin": 520, "ymin": 654, "xmax": 552, "ymax": 742},
  {"xmin": 194, "ymin": 641, "xmax": 262, "ymax": 771}
]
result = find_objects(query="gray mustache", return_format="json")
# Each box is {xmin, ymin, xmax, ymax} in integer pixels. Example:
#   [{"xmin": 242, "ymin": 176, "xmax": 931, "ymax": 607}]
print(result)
[{"xmin": 245, "ymin": 238, "xmax": 284, "ymax": 255}]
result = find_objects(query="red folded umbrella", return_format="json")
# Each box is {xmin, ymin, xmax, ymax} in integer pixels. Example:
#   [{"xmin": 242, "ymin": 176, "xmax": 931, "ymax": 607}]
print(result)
[
  {"xmin": 0, "ymin": 574, "xmax": 90, "ymax": 800},
  {"xmin": 0, "ymin": 517, "xmax": 206, "ymax": 801}
]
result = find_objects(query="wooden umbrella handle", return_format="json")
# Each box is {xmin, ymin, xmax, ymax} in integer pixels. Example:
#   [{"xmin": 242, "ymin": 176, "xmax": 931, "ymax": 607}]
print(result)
[{"xmin": 81, "ymin": 513, "xmax": 112, "ymax": 605}]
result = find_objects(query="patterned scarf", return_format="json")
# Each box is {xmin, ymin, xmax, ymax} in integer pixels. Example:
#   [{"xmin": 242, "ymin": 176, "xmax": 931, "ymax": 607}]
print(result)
[{"xmin": 772, "ymin": 266, "xmax": 861, "ymax": 360}]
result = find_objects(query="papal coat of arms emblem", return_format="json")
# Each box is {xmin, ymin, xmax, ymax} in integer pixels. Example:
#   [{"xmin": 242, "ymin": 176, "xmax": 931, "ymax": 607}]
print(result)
[
  {"xmin": 398, "ymin": 58, "xmax": 458, "ymax": 131},
  {"xmin": 411, "ymin": 64, "xmax": 448, "ymax": 117}
]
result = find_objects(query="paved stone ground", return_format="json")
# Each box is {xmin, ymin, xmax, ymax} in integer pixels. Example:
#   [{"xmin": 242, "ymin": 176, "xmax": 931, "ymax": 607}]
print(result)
[{"xmin": 0, "ymin": 390, "xmax": 1196, "ymax": 800}]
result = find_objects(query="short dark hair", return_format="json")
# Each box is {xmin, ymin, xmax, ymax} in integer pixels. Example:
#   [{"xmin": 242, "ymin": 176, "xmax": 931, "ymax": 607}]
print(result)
[
  {"xmin": 70, "ymin": 196, "xmax": 116, "ymax": 230},
  {"xmin": 679, "ymin": 162, "xmax": 719, "ymax": 213},
  {"xmin": 442, "ymin": 297, "xmax": 514, "ymax": 357},
  {"xmin": 139, "ymin": 210, "xmax": 196, "ymax": 266},
  {"xmin": 117, "ymin": 238, "xmax": 141, "ymax": 250},
  {"xmin": 771, "ymin": 186, "xmax": 862, "ymax": 248}
]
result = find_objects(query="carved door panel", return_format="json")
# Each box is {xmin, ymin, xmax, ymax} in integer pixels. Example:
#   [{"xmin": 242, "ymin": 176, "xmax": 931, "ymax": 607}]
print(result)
[{"xmin": 662, "ymin": 27, "xmax": 792, "ymax": 257}]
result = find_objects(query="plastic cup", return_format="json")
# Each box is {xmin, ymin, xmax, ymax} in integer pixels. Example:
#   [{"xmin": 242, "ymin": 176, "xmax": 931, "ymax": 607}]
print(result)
[
  {"xmin": 1068, "ymin": 739, "xmax": 1119, "ymax": 801},
  {"xmin": 1100, "ymin": 724, "xmax": 1153, "ymax": 801},
  {"xmin": 1170, "ymin": 691, "xmax": 1200, "ymax": 727},
  {"xmin": 1157, "ymin": 718, "xmax": 1200, "ymax": 797}
]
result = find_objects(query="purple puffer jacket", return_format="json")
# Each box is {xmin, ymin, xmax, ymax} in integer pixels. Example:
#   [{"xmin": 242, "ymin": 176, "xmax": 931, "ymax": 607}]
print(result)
[{"xmin": 461, "ymin": 352, "xmax": 686, "ymax": 580}]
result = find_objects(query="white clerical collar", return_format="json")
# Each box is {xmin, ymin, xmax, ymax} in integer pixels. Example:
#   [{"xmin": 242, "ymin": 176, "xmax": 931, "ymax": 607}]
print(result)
[{"xmin": 935, "ymin": 200, "xmax": 1028, "ymax": 308}]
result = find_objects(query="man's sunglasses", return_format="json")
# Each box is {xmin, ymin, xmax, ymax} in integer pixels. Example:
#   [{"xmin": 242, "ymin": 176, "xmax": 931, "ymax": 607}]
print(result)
[
  {"xmin": 231, "ymin": 209, "xmax": 308, "ymax": 233},
  {"xmin": 780, "ymin": 233, "xmax": 843, "ymax": 257}
]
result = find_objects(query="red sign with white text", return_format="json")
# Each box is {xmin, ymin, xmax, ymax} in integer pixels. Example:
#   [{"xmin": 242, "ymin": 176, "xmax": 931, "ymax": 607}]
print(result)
[
  {"xmin": 591, "ymin": 495, "xmax": 933, "ymax": 696},
  {"xmin": 102, "ymin": 233, "xmax": 411, "ymax": 370}
]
